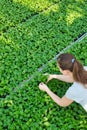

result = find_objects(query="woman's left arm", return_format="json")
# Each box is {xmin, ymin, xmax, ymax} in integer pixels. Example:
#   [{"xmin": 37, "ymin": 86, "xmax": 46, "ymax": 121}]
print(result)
[{"xmin": 39, "ymin": 83, "xmax": 73, "ymax": 107}]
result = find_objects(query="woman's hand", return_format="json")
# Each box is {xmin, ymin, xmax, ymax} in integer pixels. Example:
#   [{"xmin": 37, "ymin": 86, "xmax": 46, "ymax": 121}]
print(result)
[
  {"xmin": 46, "ymin": 74, "xmax": 54, "ymax": 83},
  {"xmin": 39, "ymin": 82, "xmax": 49, "ymax": 92}
]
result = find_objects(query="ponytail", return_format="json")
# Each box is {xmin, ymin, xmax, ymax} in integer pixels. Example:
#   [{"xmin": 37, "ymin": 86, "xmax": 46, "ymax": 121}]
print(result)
[{"xmin": 73, "ymin": 61, "xmax": 87, "ymax": 86}]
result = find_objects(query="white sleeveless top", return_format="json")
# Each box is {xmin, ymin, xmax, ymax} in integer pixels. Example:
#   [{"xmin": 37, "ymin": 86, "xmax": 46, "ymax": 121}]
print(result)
[{"xmin": 65, "ymin": 66, "xmax": 87, "ymax": 112}]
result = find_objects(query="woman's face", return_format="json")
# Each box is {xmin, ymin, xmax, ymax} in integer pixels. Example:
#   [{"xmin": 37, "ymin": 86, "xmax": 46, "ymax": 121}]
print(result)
[
  {"xmin": 58, "ymin": 66, "xmax": 64, "ymax": 74},
  {"xmin": 57, "ymin": 63, "xmax": 64, "ymax": 74},
  {"xmin": 57, "ymin": 63, "xmax": 71, "ymax": 76}
]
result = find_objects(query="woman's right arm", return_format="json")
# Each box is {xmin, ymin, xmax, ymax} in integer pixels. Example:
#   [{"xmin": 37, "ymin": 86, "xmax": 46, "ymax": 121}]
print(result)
[{"xmin": 47, "ymin": 74, "xmax": 74, "ymax": 83}]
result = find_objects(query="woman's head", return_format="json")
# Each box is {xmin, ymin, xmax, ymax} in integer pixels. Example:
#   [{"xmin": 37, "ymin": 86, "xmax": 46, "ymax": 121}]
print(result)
[
  {"xmin": 57, "ymin": 53, "xmax": 76, "ymax": 72},
  {"xmin": 57, "ymin": 53, "xmax": 87, "ymax": 85}
]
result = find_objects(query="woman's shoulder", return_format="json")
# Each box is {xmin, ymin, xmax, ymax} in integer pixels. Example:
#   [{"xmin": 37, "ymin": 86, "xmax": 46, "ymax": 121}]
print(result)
[
  {"xmin": 72, "ymin": 82, "xmax": 87, "ymax": 91},
  {"xmin": 66, "ymin": 82, "xmax": 87, "ymax": 98}
]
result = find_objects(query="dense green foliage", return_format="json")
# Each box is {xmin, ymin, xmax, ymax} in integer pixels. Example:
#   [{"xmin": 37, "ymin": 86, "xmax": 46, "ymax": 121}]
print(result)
[{"xmin": 0, "ymin": 0, "xmax": 87, "ymax": 129}]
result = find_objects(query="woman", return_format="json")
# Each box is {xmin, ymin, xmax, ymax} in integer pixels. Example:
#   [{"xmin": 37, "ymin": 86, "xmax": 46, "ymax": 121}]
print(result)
[{"xmin": 39, "ymin": 53, "xmax": 87, "ymax": 112}]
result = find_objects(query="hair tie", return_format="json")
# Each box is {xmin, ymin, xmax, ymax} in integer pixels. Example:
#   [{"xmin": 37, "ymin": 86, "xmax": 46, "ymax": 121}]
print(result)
[{"xmin": 72, "ymin": 58, "xmax": 75, "ymax": 63}]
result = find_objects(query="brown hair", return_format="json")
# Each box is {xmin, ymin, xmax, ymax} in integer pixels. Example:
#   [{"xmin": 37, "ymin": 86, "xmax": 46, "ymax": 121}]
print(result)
[{"xmin": 57, "ymin": 53, "xmax": 87, "ymax": 86}]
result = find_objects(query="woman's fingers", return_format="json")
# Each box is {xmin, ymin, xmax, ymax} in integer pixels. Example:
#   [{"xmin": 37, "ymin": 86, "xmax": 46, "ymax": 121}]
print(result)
[
  {"xmin": 39, "ymin": 82, "xmax": 48, "ymax": 91},
  {"xmin": 47, "ymin": 75, "xmax": 52, "ymax": 83},
  {"xmin": 43, "ymin": 73, "xmax": 49, "ymax": 76},
  {"xmin": 39, "ymin": 82, "xmax": 44, "ymax": 89}
]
